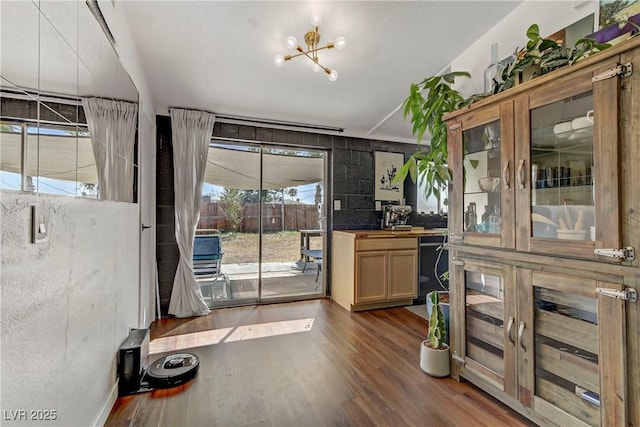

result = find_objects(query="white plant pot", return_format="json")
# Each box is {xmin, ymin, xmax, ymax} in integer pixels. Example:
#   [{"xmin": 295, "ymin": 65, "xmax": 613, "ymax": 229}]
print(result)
[{"xmin": 419, "ymin": 340, "xmax": 450, "ymax": 377}]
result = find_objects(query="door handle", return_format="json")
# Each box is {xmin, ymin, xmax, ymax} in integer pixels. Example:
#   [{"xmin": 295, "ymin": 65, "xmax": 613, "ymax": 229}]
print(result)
[
  {"xmin": 507, "ymin": 316, "xmax": 515, "ymax": 345},
  {"xmin": 518, "ymin": 321, "xmax": 526, "ymax": 351},
  {"xmin": 517, "ymin": 159, "xmax": 526, "ymax": 189},
  {"xmin": 141, "ymin": 224, "xmax": 152, "ymax": 231},
  {"xmin": 503, "ymin": 161, "xmax": 510, "ymax": 190}
]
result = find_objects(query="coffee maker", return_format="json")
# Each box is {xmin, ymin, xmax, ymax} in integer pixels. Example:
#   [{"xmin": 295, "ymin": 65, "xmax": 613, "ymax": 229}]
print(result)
[{"xmin": 382, "ymin": 204, "xmax": 413, "ymax": 231}]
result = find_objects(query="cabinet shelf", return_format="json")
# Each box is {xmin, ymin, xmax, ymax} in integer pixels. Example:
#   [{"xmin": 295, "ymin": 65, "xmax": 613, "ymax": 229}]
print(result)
[{"xmin": 466, "ymin": 291, "xmax": 504, "ymax": 319}]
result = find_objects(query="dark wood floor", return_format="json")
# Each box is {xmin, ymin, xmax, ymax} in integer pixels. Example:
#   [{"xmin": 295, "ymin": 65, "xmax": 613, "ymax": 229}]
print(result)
[{"xmin": 106, "ymin": 299, "xmax": 536, "ymax": 427}]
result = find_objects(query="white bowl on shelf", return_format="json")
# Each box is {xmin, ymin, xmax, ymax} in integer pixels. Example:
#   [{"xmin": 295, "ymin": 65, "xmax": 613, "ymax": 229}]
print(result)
[
  {"xmin": 571, "ymin": 116, "xmax": 594, "ymax": 130},
  {"xmin": 568, "ymin": 127, "xmax": 593, "ymax": 142},
  {"xmin": 553, "ymin": 121, "xmax": 573, "ymax": 135},
  {"xmin": 477, "ymin": 177, "xmax": 500, "ymax": 192}
]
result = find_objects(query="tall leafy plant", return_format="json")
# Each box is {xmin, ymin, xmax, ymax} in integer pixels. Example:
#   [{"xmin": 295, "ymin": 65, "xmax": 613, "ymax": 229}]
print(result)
[{"xmin": 394, "ymin": 71, "xmax": 470, "ymax": 201}]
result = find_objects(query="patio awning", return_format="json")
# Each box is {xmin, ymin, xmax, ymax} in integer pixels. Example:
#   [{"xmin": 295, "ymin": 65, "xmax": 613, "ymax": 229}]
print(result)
[
  {"xmin": 1, "ymin": 132, "xmax": 324, "ymax": 189},
  {"xmin": 0, "ymin": 131, "xmax": 98, "ymax": 183},
  {"xmin": 204, "ymin": 146, "xmax": 323, "ymax": 190}
]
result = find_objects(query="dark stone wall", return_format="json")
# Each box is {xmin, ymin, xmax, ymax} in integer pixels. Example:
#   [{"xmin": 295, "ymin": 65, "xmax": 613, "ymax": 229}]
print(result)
[
  {"xmin": 155, "ymin": 116, "xmax": 443, "ymax": 315},
  {"xmin": 1, "ymin": 97, "xmax": 86, "ymax": 124}
]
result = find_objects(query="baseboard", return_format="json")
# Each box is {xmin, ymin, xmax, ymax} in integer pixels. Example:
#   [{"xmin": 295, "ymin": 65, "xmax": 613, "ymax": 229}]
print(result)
[{"xmin": 93, "ymin": 380, "xmax": 118, "ymax": 427}]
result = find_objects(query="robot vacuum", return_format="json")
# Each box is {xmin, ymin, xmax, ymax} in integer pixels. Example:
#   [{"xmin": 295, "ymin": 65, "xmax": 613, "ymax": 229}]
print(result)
[
  {"xmin": 145, "ymin": 353, "xmax": 200, "ymax": 389},
  {"xmin": 117, "ymin": 329, "xmax": 200, "ymax": 396}
]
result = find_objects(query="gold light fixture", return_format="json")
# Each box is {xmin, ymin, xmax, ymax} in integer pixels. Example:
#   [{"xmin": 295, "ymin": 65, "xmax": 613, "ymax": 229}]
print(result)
[{"xmin": 274, "ymin": 13, "xmax": 346, "ymax": 81}]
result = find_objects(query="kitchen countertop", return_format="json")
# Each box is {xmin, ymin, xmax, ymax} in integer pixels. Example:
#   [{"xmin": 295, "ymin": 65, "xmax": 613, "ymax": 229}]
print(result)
[{"xmin": 333, "ymin": 227, "xmax": 447, "ymax": 238}]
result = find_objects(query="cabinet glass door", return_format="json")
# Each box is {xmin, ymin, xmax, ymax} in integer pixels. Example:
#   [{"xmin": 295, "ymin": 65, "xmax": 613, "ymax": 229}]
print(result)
[
  {"xmin": 463, "ymin": 120, "xmax": 502, "ymax": 236},
  {"xmin": 456, "ymin": 259, "xmax": 514, "ymax": 393},
  {"xmin": 532, "ymin": 276, "xmax": 600, "ymax": 426},
  {"xmin": 530, "ymin": 92, "xmax": 594, "ymax": 243}
]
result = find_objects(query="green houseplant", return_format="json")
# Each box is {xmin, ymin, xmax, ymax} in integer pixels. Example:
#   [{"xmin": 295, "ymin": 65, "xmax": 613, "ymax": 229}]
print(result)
[
  {"xmin": 496, "ymin": 24, "xmax": 610, "ymax": 93},
  {"xmin": 394, "ymin": 71, "xmax": 471, "ymax": 202},
  {"xmin": 419, "ymin": 290, "xmax": 450, "ymax": 377}
]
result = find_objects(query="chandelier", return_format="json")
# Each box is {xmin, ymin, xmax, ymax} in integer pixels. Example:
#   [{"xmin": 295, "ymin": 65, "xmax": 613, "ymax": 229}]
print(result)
[{"xmin": 274, "ymin": 13, "xmax": 346, "ymax": 81}]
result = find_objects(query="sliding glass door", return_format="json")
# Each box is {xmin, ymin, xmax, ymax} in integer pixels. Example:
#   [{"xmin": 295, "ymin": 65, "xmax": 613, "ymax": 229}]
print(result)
[
  {"xmin": 196, "ymin": 141, "xmax": 326, "ymax": 307},
  {"xmin": 260, "ymin": 146, "xmax": 325, "ymax": 302}
]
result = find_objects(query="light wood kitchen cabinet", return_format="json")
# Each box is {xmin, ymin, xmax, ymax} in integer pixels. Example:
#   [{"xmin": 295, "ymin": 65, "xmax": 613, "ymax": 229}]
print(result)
[
  {"xmin": 445, "ymin": 37, "xmax": 640, "ymax": 426},
  {"xmin": 332, "ymin": 231, "xmax": 418, "ymax": 311}
]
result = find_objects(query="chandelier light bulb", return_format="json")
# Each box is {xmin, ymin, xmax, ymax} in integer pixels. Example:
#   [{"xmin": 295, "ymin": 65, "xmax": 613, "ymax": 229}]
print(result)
[
  {"xmin": 312, "ymin": 62, "xmax": 321, "ymax": 72},
  {"xmin": 285, "ymin": 36, "xmax": 298, "ymax": 50},
  {"xmin": 328, "ymin": 70, "xmax": 339, "ymax": 81},
  {"xmin": 334, "ymin": 36, "xmax": 346, "ymax": 50},
  {"xmin": 311, "ymin": 13, "xmax": 323, "ymax": 26},
  {"xmin": 274, "ymin": 54, "xmax": 285, "ymax": 67}
]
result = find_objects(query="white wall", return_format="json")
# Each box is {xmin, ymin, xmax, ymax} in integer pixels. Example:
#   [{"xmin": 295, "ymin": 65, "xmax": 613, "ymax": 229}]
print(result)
[
  {"xmin": 97, "ymin": 0, "xmax": 158, "ymax": 329},
  {"xmin": 0, "ymin": 192, "xmax": 138, "ymax": 426},
  {"xmin": 451, "ymin": 1, "xmax": 599, "ymax": 97}
]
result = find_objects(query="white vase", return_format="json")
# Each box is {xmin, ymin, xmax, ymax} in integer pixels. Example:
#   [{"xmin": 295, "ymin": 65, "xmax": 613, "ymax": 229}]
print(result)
[{"xmin": 419, "ymin": 340, "xmax": 450, "ymax": 377}]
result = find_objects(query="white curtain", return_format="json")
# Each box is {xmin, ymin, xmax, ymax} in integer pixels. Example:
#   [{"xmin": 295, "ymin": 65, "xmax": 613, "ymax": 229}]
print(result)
[
  {"xmin": 168, "ymin": 108, "xmax": 215, "ymax": 318},
  {"xmin": 81, "ymin": 97, "xmax": 138, "ymax": 202}
]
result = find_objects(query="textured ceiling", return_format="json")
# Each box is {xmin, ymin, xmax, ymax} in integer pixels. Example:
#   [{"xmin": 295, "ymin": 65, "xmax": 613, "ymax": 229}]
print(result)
[{"xmin": 116, "ymin": 1, "xmax": 523, "ymax": 143}]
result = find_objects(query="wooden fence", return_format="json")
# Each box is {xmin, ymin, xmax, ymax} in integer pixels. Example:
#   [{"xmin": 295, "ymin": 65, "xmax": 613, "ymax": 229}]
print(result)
[{"xmin": 198, "ymin": 201, "xmax": 320, "ymax": 232}]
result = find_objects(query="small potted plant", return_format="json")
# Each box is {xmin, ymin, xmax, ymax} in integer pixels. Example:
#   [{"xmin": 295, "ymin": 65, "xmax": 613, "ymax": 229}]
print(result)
[{"xmin": 419, "ymin": 290, "xmax": 450, "ymax": 377}]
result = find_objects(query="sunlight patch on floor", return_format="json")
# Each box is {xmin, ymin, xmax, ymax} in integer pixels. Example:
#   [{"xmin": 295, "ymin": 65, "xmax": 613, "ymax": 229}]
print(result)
[
  {"xmin": 225, "ymin": 317, "xmax": 314, "ymax": 342},
  {"xmin": 149, "ymin": 318, "xmax": 315, "ymax": 354},
  {"xmin": 149, "ymin": 327, "xmax": 234, "ymax": 354}
]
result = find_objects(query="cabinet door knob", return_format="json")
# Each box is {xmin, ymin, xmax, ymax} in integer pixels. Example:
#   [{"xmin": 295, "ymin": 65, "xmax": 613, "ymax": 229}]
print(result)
[
  {"xmin": 517, "ymin": 159, "xmax": 526, "ymax": 189},
  {"xmin": 503, "ymin": 161, "xmax": 511, "ymax": 190}
]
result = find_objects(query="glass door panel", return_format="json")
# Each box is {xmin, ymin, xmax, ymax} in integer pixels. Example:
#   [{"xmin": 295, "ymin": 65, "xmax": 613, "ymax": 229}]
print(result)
[
  {"xmin": 463, "ymin": 120, "xmax": 501, "ymax": 235},
  {"xmin": 260, "ymin": 147, "xmax": 325, "ymax": 301},
  {"xmin": 197, "ymin": 142, "xmax": 260, "ymax": 306},
  {"xmin": 197, "ymin": 142, "xmax": 327, "ymax": 307},
  {"xmin": 534, "ymin": 285, "xmax": 600, "ymax": 425},
  {"xmin": 530, "ymin": 92, "xmax": 594, "ymax": 241},
  {"xmin": 465, "ymin": 268, "xmax": 506, "ymax": 387}
]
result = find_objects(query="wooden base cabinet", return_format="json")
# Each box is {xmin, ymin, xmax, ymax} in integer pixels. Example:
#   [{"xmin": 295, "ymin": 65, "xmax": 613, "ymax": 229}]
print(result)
[
  {"xmin": 446, "ymin": 38, "xmax": 640, "ymax": 426},
  {"xmin": 450, "ymin": 255, "xmax": 627, "ymax": 427},
  {"xmin": 332, "ymin": 231, "xmax": 417, "ymax": 311}
]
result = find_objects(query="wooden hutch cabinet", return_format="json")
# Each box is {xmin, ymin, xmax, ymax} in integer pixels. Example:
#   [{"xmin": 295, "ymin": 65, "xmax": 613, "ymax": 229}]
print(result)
[{"xmin": 445, "ymin": 37, "xmax": 640, "ymax": 427}]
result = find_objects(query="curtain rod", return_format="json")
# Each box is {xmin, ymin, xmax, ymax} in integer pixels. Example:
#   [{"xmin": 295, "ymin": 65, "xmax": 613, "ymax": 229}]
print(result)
[
  {"xmin": 159, "ymin": 108, "xmax": 343, "ymax": 133},
  {"xmin": 216, "ymin": 114, "xmax": 344, "ymax": 133}
]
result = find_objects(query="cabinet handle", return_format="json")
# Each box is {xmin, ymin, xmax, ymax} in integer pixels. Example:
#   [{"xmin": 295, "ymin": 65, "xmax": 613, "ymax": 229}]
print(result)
[
  {"xmin": 502, "ymin": 161, "xmax": 510, "ymax": 190},
  {"xmin": 518, "ymin": 321, "xmax": 526, "ymax": 351},
  {"xmin": 517, "ymin": 159, "xmax": 526, "ymax": 189},
  {"xmin": 507, "ymin": 316, "xmax": 515, "ymax": 345}
]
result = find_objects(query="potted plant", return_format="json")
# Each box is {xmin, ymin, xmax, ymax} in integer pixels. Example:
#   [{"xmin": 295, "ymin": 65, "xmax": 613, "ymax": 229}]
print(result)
[
  {"xmin": 420, "ymin": 290, "xmax": 450, "ymax": 377},
  {"xmin": 496, "ymin": 24, "xmax": 610, "ymax": 93}
]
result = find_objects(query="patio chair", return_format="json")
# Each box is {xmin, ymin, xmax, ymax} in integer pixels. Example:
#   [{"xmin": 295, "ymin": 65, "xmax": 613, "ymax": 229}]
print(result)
[
  {"xmin": 193, "ymin": 229, "xmax": 230, "ymax": 300},
  {"xmin": 193, "ymin": 229, "xmax": 224, "ymax": 279}
]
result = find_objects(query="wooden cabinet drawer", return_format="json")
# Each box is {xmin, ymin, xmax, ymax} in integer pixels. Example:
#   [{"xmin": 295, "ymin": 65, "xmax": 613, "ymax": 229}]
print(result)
[{"xmin": 356, "ymin": 237, "xmax": 417, "ymax": 252}]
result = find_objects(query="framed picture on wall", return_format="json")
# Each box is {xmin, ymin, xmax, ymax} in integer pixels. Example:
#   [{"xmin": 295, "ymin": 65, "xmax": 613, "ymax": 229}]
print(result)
[{"xmin": 374, "ymin": 151, "xmax": 404, "ymax": 201}]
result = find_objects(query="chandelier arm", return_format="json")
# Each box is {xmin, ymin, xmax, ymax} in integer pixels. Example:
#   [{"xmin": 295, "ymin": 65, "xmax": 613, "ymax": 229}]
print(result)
[
  {"xmin": 288, "ymin": 44, "xmax": 334, "ymax": 60},
  {"xmin": 285, "ymin": 51, "xmax": 309, "ymax": 60}
]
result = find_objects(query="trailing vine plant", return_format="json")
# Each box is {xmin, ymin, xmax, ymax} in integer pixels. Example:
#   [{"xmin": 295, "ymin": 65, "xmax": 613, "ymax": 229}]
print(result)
[{"xmin": 494, "ymin": 24, "xmax": 610, "ymax": 93}]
